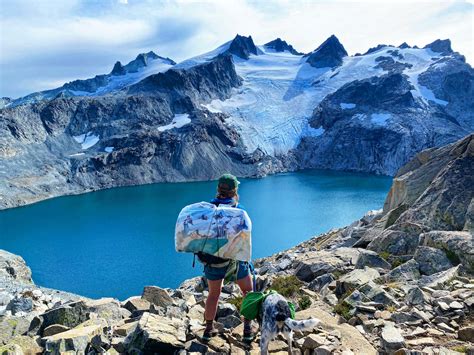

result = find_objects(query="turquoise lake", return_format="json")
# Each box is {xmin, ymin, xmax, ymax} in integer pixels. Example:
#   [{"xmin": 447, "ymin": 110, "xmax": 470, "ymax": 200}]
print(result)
[{"xmin": 0, "ymin": 170, "xmax": 392, "ymax": 300}]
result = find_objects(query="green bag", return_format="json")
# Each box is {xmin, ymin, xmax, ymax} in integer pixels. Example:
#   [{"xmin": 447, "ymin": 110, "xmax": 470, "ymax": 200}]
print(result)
[{"xmin": 240, "ymin": 290, "xmax": 295, "ymax": 320}]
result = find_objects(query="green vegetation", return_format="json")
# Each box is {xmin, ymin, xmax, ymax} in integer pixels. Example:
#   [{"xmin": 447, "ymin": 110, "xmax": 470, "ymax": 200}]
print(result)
[
  {"xmin": 386, "ymin": 305, "xmax": 397, "ymax": 312},
  {"xmin": 391, "ymin": 258, "xmax": 404, "ymax": 268},
  {"xmin": 451, "ymin": 345, "xmax": 467, "ymax": 353},
  {"xmin": 270, "ymin": 275, "xmax": 303, "ymax": 298},
  {"xmin": 379, "ymin": 251, "xmax": 390, "ymax": 261},
  {"xmin": 443, "ymin": 248, "xmax": 460, "ymax": 265},
  {"xmin": 334, "ymin": 301, "xmax": 352, "ymax": 320},
  {"xmin": 298, "ymin": 295, "xmax": 311, "ymax": 310},
  {"xmin": 228, "ymin": 295, "xmax": 243, "ymax": 310}
]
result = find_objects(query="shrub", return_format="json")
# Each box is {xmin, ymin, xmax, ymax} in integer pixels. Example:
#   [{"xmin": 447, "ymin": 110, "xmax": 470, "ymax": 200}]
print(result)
[
  {"xmin": 228, "ymin": 295, "xmax": 243, "ymax": 310},
  {"xmin": 298, "ymin": 295, "xmax": 311, "ymax": 310},
  {"xmin": 270, "ymin": 275, "xmax": 303, "ymax": 298},
  {"xmin": 334, "ymin": 301, "xmax": 352, "ymax": 320}
]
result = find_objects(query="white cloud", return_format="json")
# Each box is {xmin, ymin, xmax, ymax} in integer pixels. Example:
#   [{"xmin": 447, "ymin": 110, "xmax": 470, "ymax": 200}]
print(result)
[{"xmin": 0, "ymin": 0, "xmax": 472, "ymax": 98}]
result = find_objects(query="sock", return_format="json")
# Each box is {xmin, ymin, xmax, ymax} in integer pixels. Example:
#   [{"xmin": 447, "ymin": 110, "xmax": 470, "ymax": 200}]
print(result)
[
  {"xmin": 205, "ymin": 320, "xmax": 214, "ymax": 332},
  {"xmin": 243, "ymin": 318, "xmax": 251, "ymax": 332}
]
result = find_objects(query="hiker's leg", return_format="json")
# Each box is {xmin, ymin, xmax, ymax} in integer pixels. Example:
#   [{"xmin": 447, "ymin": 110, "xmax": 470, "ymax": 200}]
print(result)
[
  {"xmin": 205, "ymin": 278, "xmax": 224, "ymax": 321},
  {"xmin": 237, "ymin": 274, "xmax": 255, "ymax": 341},
  {"xmin": 236, "ymin": 274, "xmax": 253, "ymax": 296}
]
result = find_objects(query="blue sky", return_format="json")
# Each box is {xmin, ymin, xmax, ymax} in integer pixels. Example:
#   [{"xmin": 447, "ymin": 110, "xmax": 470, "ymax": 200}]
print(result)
[{"xmin": 0, "ymin": 0, "xmax": 472, "ymax": 98}]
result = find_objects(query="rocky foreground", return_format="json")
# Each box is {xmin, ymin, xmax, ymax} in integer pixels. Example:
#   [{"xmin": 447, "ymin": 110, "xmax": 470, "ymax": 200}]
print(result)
[{"xmin": 1, "ymin": 135, "xmax": 473, "ymax": 354}]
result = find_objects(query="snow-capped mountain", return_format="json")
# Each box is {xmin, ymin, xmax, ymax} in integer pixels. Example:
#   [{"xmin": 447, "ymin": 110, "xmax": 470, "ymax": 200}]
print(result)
[
  {"xmin": 7, "ymin": 51, "xmax": 175, "ymax": 107},
  {"xmin": 0, "ymin": 34, "xmax": 472, "ymax": 209}
]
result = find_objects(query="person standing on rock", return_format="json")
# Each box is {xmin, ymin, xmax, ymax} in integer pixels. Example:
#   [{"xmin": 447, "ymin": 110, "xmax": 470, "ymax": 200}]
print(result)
[{"xmin": 198, "ymin": 174, "xmax": 255, "ymax": 343}]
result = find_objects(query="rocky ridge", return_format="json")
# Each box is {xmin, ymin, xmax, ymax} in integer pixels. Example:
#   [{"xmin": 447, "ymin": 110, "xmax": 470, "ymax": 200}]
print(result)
[{"xmin": 1, "ymin": 135, "xmax": 472, "ymax": 354}]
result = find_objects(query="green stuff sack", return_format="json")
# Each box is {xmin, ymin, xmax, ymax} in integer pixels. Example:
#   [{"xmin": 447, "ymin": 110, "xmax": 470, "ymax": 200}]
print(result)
[
  {"xmin": 240, "ymin": 291, "xmax": 296, "ymax": 320},
  {"xmin": 240, "ymin": 291, "xmax": 265, "ymax": 320}
]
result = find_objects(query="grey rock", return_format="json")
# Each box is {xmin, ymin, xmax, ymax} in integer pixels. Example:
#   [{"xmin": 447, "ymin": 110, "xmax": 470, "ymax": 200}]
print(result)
[
  {"xmin": 458, "ymin": 326, "xmax": 474, "ymax": 341},
  {"xmin": 7, "ymin": 296, "xmax": 33, "ymax": 314},
  {"xmin": 264, "ymin": 38, "xmax": 302, "ymax": 55},
  {"xmin": 414, "ymin": 246, "xmax": 453, "ymax": 275},
  {"xmin": 419, "ymin": 266, "xmax": 459, "ymax": 289},
  {"xmin": 359, "ymin": 281, "xmax": 399, "ymax": 306},
  {"xmin": 354, "ymin": 250, "xmax": 391, "ymax": 270},
  {"xmin": 0, "ymin": 250, "xmax": 33, "ymax": 283},
  {"xmin": 308, "ymin": 273, "xmax": 336, "ymax": 292},
  {"xmin": 381, "ymin": 323, "xmax": 406, "ymax": 352},
  {"xmin": 382, "ymin": 259, "xmax": 421, "ymax": 283},
  {"xmin": 336, "ymin": 267, "xmax": 380, "ymax": 296},
  {"xmin": 142, "ymin": 286, "xmax": 174, "ymax": 308},
  {"xmin": 43, "ymin": 324, "xmax": 70, "ymax": 337},
  {"xmin": 420, "ymin": 231, "xmax": 474, "ymax": 272},
  {"xmin": 216, "ymin": 302, "xmax": 238, "ymax": 319},
  {"xmin": 125, "ymin": 312, "xmax": 187, "ymax": 353},
  {"xmin": 217, "ymin": 315, "xmax": 242, "ymax": 329},
  {"xmin": 406, "ymin": 287, "xmax": 428, "ymax": 305}
]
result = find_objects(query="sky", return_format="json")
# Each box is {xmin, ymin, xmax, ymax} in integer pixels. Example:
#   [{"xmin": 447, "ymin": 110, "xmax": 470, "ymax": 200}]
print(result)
[{"xmin": 0, "ymin": 0, "xmax": 473, "ymax": 98}]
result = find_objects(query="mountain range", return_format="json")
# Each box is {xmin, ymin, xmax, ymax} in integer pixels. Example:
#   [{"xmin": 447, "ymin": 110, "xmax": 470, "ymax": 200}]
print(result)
[{"xmin": 0, "ymin": 34, "xmax": 473, "ymax": 209}]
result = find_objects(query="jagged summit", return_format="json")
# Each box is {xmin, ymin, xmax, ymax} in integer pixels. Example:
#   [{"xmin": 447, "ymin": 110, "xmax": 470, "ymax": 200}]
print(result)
[
  {"xmin": 124, "ymin": 51, "xmax": 176, "ymax": 73},
  {"xmin": 305, "ymin": 34, "xmax": 348, "ymax": 68},
  {"xmin": 424, "ymin": 39, "xmax": 453, "ymax": 55},
  {"xmin": 398, "ymin": 42, "xmax": 411, "ymax": 49},
  {"xmin": 111, "ymin": 61, "xmax": 126, "ymax": 76},
  {"xmin": 226, "ymin": 34, "xmax": 260, "ymax": 59},
  {"xmin": 264, "ymin": 38, "xmax": 302, "ymax": 55}
]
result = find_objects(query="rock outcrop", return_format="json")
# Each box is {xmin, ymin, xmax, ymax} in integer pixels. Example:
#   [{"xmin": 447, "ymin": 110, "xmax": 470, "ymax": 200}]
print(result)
[
  {"xmin": 305, "ymin": 35, "xmax": 348, "ymax": 68},
  {"xmin": 264, "ymin": 38, "xmax": 302, "ymax": 55}
]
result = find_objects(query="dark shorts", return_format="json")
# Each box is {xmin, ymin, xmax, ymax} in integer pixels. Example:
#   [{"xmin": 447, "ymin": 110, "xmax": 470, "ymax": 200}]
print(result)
[{"xmin": 204, "ymin": 261, "xmax": 250, "ymax": 281}]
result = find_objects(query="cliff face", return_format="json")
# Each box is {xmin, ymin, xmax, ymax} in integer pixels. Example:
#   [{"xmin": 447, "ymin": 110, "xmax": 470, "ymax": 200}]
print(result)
[
  {"xmin": 1, "ymin": 136, "xmax": 473, "ymax": 354},
  {"xmin": 0, "ymin": 55, "xmax": 294, "ymax": 210}
]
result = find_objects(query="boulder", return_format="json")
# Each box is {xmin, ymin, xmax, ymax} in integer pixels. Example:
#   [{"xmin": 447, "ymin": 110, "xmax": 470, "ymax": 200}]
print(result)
[
  {"xmin": 0, "ymin": 335, "xmax": 42, "ymax": 354},
  {"xmin": 295, "ymin": 250, "xmax": 346, "ymax": 282},
  {"xmin": 381, "ymin": 322, "xmax": 406, "ymax": 352},
  {"xmin": 414, "ymin": 246, "xmax": 453, "ymax": 275},
  {"xmin": 43, "ymin": 324, "xmax": 70, "ymax": 337},
  {"xmin": 295, "ymin": 308, "xmax": 376, "ymax": 355},
  {"xmin": 0, "ymin": 250, "xmax": 33, "ymax": 283},
  {"xmin": 382, "ymin": 259, "xmax": 421, "ymax": 283},
  {"xmin": 405, "ymin": 287, "xmax": 428, "ymax": 305},
  {"xmin": 309, "ymin": 273, "xmax": 336, "ymax": 292},
  {"xmin": 1, "ymin": 315, "xmax": 36, "ymax": 344},
  {"xmin": 84, "ymin": 298, "xmax": 122, "ymax": 325},
  {"xmin": 336, "ymin": 267, "xmax": 380, "ymax": 296},
  {"xmin": 122, "ymin": 297, "xmax": 151, "ymax": 314},
  {"xmin": 458, "ymin": 326, "xmax": 474, "ymax": 341},
  {"xmin": 418, "ymin": 266, "xmax": 459, "ymax": 289},
  {"xmin": 6, "ymin": 296, "xmax": 33, "ymax": 314},
  {"xmin": 43, "ymin": 323, "xmax": 104, "ymax": 354},
  {"xmin": 419, "ymin": 231, "xmax": 474, "ymax": 272},
  {"xmin": 142, "ymin": 286, "xmax": 174, "ymax": 308},
  {"xmin": 216, "ymin": 302, "xmax": 239, "ymax": 319},
  {"xmin": 359, "ymin": 281, "xmax": 399, "ymax": 306},
  {"xmin": 124, "ymin": 312, "xmax": 187, "ymax": 353},
  {"xmin": 302, "ymin": 334, "xmax": 327, "ymax": 349},
  {"xmin": 354, "ymin": 250, "xmax": 391, "ymax": 270},
  {"xmin": 217, "ymin": 315, "xmax": 242, "ymax": 329}
]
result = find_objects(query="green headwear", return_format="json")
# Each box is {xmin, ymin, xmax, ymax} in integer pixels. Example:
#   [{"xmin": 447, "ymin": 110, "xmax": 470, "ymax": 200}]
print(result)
[{"xmin": 218, "ymin": 173, "xmax": 240, "ymax": 190}]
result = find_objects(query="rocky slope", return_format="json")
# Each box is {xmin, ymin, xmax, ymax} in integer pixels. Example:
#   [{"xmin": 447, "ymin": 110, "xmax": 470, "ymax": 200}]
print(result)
[
  {"xmin": 1, "ymin": 135, "xmax": 472, "ymax": 354},
  {"xmin": 1, "ymin": 35, "xmax": 473, "ymax": 209}
]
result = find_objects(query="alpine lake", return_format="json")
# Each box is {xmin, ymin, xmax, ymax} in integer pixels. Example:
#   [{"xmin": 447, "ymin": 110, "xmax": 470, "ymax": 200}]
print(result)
[{"xmin": 0, "ymin": 170, "xmax": 392, "ymax": 299}]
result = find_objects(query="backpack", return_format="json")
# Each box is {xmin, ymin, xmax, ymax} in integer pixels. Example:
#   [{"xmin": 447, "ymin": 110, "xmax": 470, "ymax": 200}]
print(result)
[{"xmin": 175, "ymin": 201, "xmax": 252, "ymax": 262}]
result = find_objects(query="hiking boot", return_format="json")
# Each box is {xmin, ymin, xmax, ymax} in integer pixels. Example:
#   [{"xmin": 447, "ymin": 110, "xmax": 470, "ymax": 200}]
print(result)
[
  {"xmin": 202, "ymin": 328, "xmax": 217, "ymax": 342},
  {"xmin": 242, "ymin": 327, "xmax": 255, "ymax": 343}
]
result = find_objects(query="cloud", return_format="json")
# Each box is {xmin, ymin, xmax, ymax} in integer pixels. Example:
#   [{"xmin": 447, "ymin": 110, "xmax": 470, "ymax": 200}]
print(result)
[{"xmin": 0, "ymin": 0, "xmax": 472, "ymax": 98}]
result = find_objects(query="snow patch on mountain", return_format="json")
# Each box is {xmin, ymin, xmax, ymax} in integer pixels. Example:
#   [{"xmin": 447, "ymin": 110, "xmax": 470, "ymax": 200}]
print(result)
[
  {"xmin": 370, "ymin": 113, "xmax": 391, "ymax": 125},
  {"xmin": 340, "ymin": 103, "xmax": 356, "ymax": 109},
  {"xmin": 157, "ymin": 114, "xmax": 191, "ymax": 132},
  {"xmin": 73, "ymin": 132, "xmax": 100, "ymax": 149}
]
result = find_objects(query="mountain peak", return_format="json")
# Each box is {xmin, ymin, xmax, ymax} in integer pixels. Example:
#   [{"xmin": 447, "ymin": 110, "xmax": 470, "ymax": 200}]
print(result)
[
  {"xmin": 111, "ymin": 61, "xmax": 126, "ymax": 76},
  {"xmin": 226, "ymin": 34, "xmax": 259, "ymax": 59},
  {"xmin": 306, "ymin": 35, "xmax": 348, "ymax": 68},
  {"xmin": 264, "ymin": 38, "xmax": 302, "ymax": 55},
  {"xmin": 424, "ymin": 39, "xmax": 453, "ymax": 55},
  {"xmin": 398, "ymin": 42, "xmax": 411, "ymax": 49}
]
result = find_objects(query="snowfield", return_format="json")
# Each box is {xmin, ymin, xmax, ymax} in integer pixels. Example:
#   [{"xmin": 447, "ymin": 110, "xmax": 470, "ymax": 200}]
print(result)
[
  {"xmin": 73, "ymin": 132, "xmax": 100, "ymax": 150},
  {"xmin": 193, "ymin": 44, "xmax": 454, "ymax": 156},
  {"xmin": 158, "ymin": 114, "xmax": 191, "ymax": 132}
]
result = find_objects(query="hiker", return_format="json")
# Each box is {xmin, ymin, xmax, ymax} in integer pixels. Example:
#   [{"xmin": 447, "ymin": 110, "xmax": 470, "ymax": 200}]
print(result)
[{"xmin": 200, "ymin": 174, "xmax": 254, "ymax": 342}]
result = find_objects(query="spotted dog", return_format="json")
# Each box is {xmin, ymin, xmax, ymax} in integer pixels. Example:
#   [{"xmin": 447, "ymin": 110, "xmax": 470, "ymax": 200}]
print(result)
[{"xmin": 259, "ymin": 293, "xmax": 321, "ymax": 354}]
